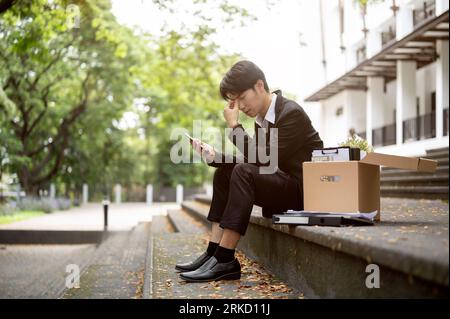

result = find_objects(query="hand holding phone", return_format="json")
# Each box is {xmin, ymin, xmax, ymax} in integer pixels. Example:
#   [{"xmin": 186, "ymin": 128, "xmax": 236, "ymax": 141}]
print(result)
[
  {"xmin": 185, "ymin": 133, "xmax": 202, "ymax": 150},
  {"xmin": 185, "ymin": 133, "xmax": 215, "ymax": 162}
]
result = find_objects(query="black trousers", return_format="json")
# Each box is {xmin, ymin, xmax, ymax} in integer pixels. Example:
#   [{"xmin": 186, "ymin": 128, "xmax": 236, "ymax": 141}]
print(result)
[{"xmin": 207, "ymin": 163, "xmax": 303, "ymax": 236}]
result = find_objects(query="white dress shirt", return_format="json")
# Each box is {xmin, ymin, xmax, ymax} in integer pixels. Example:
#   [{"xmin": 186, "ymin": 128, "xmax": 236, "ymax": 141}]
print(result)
[{"xmin": 255, "ymin": 93, "xmax": 277, "ymax": 130}]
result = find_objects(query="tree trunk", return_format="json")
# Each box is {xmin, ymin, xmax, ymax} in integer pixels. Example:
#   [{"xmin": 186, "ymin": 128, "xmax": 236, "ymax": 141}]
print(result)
[{"xmin": 18, "ymin": 167, "xmax": 39, "ymax": 196}]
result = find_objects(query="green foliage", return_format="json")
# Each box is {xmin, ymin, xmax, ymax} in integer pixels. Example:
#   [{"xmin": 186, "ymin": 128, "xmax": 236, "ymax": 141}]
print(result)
[
  {"xmin": 357, "ymin": 0, "xmax": 385, "ymax": 5},
  {"xmin": 356, "ymin": 0, "xmax": 385, "ymax": 8},
  {"xmin": 339, "ymin": 136, "xmax": 374, "ymax": 153},
  {"xmin": 0, "ymin": 210, "xmax": 45, "ymax": 224},
  {"xmin": 0, "ymin": 0, "xmax": 256, "ymax": 198}
]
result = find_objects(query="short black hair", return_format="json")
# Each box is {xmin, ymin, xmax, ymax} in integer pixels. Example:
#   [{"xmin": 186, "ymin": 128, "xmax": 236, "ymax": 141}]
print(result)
[{"xmin": 219, "ymin": 60, "xmax": 269, "ymax": 101}]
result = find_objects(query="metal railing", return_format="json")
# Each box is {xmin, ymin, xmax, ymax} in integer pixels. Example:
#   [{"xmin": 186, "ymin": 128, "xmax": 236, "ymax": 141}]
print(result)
[
  {"xmin": 372, "ymin": 123, "xmax": 397, "ymax": 147},
  {"xmin": 403, "ymin": 112, "xmax": 436, "ymax": 142},
  {"xmin": 413, "ymin": 1, "xmax": 436, "ymax": 27},
  {"xmin": 355, "ymin": 109, "xmax": 444, "ymax": 146}
]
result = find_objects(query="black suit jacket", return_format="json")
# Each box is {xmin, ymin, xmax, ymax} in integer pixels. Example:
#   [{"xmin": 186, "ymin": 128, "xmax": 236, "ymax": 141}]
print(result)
[
  {"xmin": 209, "ymin": 90, "xmax": 323, "ymax": 179},
  {"xmin": 208, "ymin": 90, "xmax": 323, "ymax": 215}
]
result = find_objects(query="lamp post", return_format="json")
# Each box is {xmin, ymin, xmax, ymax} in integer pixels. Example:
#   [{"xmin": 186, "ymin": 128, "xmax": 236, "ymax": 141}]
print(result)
[{"xmin": 102, "ymin": 197, "xmax": 110, "ymax": 231}]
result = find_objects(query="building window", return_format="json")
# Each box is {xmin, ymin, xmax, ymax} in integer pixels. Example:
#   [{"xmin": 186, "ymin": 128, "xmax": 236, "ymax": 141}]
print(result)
[{"xmin": 336, "ymin": 107, "xmax": 344, "ymax": 117}]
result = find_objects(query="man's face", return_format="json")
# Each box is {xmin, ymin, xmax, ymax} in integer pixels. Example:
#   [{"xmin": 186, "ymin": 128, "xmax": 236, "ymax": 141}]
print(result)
[{"xmin": 228, "ymin": 81, "xmax": 266, "ymax": 118}]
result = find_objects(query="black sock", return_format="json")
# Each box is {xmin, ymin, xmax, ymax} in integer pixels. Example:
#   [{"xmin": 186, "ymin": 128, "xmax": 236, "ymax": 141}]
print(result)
[
  {"xmin": 206, "ymin": 241, "xmax": 219, "ymax": 256},
  {"xmin": 214, "ymin": 246, "xmax": 235, "ymax": 263}
]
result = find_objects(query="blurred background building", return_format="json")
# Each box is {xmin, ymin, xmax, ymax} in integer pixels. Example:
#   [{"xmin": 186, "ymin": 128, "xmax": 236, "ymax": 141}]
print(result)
[{"xmin": 303, "ymin": 0, "xmax": 449, "ymax": 157}]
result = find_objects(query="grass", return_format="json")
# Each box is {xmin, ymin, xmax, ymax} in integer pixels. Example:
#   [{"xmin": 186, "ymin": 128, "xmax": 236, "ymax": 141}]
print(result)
[{"xmin": 0, "ymin": 210, "xmax": 45, "ymax": 225}]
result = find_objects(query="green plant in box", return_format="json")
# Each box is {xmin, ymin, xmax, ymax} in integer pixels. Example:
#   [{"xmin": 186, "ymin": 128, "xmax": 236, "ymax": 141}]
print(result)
[{"xmin": 339, "ymin": 136, "xmax": 374, "ymax": 154}]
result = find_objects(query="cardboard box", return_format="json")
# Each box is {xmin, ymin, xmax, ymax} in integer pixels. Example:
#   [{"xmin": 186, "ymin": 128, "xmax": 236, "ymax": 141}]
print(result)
[{"xmin": 302, "ymin": 152, "xmax": 438, "ymax": 221}]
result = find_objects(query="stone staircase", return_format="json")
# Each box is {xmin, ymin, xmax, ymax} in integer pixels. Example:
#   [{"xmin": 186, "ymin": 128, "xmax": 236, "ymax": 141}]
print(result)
[
  {"xmin": 146, "ymin": 210, "xmax": 301, "ymax": 299},
  {"xmin": 180, "ymin": 195, "xmax": 449, "ymax": 298},
  {"xmin": 63, "ymin": 223, "xmax": 150, "ymax": 299},
  {"xmin": 62, "ymin": 209, "xmax": 301, "ymax": 299},
  {"xmin": 58, "ymin": 186, "xmax": 449, "ymax": 299},
  {"xmin": 381, "ymin": 147, "xmax": 449, "ymax": 200}
]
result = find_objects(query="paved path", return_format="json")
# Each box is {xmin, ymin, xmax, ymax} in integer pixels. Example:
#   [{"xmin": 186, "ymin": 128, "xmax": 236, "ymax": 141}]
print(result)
[
  {"xmin": 63, "ymin": 223, "xmax": 151, "ymax": 299},
  {"xmin": 0, "ymin": 203, "xmax": 177, "ymax": 299},
  {"xmin": 1, "ymin": 199, "xmax": 447, "ymax": 298},
  {"xmin": 0, "ymin": 203, "xmax": 179, "ymax": 231},
  {"xmin": 0, "ymin": 244, "xmax": 97, "ymax": 298}
]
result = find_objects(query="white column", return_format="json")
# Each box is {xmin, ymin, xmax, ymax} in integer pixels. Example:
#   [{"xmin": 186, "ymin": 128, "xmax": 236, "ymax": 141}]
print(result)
[
  {"xmin": 146, "ymin": 184, "xmax": 153, "ymax": 206},
  {"xmin": 115, "ymin": 184, "xmax": 121, "ymax": 204},
  {"xmin": 436, "ymin": 0, "xmax": 449, "ymax": 15},
  {"xmin": 49, "ymin": 183, "xmax": 55, "ymax": 199},
  {"xmin": 16, "ymin": 184, "xmax": 21, "ymax": 202},
  {"xmin": 82, "ymin": 183, "xmax": 88, "ymax": 205},
  {"xmin": 367, "ymin": 29, "xmax": 382, "ymax": 59},
  {"xmin": 436, "ymin": 40, "xmax": 449, "ymax": 139},
  {"xmin": 366, "ymin": 77, "xmax": 385, "ymax": 146},
  {"xmin": 396, "ymin": 4, "xmax": 414, "ymax": 40},
  {"xmin": 176, "ymin": 184, "xmax": 183, "ymax": 204},
  {"xmin": 396, "ymin": 60, "xmax": 417, "ymax": 145}
]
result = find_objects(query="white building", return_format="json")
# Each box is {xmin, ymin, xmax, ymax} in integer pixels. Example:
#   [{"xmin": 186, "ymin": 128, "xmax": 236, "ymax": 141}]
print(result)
[{"xmin": 303, "ymin": 0, "xmax": 449, "ymax": 156}]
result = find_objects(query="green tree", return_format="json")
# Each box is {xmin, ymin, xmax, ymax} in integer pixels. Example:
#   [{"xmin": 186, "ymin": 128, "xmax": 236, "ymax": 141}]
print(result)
[
  {"xmin": 0, "ymin": 0, "xmax": 142, "ymax": 195},
  {"xmin": 0, "ymin": 0, "xmax": 262, "ymax": 198}
]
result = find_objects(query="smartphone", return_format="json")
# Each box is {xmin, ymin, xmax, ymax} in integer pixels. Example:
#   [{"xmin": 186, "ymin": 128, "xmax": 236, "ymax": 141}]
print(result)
[{"xmin": 184, "ymin": 133, "xmax": 203, "ymax": 150}]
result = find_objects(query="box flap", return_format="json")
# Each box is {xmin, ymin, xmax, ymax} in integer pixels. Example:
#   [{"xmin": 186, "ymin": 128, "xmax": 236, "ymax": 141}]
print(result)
[
  {"xmin": 418, "ymin": 158, "xmax": 438, "ymax": 173},
  {"xmin": 360, "ymin": 152, "xmax": 437, "ymax": 172}
]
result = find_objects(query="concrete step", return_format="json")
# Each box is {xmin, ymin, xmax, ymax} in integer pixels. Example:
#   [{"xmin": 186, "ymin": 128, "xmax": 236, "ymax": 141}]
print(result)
[
  {"xmin": 150, "ymin": 209, "xmax": 302, "ymax": 298},
  {"xmin": 181, "ymin": 200, "xmax": 211, "ymax": 226},
  {"xmin": 0, "ymin": 229, "xmax": 107, "ymax": 245},
  {"xmin": 182, "ymin": 196, "xmax": 449, "ymax": 298},
  {"xmin": 141, "ymin": 215, "xmax": 176, "ymax": 299},
  {"xmin": 381, "ymin": 157, "xmax": 448, "ymax": 171},
  {"xmin": 380, "ymin": 175, "xmax": 449, "ymax": 186},
  {"xmin": 424, "ymin": 153, "xmax": 448, "ymax": 162},
  {"xmin": 63, "ymin": 223, "xmax": 151, "ymax": 299},
  {"xmin": 194, "ymin": 194, "xmax": 213, "ymax": 206},
  {"xmin": 152, "ymin": 214, "xmax": 176, "ymax": 234},
  {"xmin": 380, "ymin": 186, "xmax": 449, "ymax": 200},
  {"xmin": 426, "ymin": 147, "xmax": 449, "ymax": 157},
  {"xmin": 429, "ymin": 156, "xmax": 448, "ymax": 165},
  {"xmin": 379, "ymin": 153, "xmax": 449, "ymax": 198},
  {"xmin": 381, "ymin": 166, "xmax": 449, "ymax": 178},
  {"xmin": 167, "ymin": 209, "xmax": 209, "ymax": 234},
  {"xmin": 0, "ymin": 243, "xmax": 97, "ymax": 298},
  {"xmin": 150, "ymin": 231, "xmax": 301, "ymax": 299},
  {"xmin": 424, "ymin": 152, "xmax": 449, "ymax": 160}
]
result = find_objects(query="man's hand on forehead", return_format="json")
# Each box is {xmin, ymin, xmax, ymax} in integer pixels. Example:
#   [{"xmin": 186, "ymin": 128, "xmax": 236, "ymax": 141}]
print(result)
[{"xmin": 224, "ymin": 97, "xmax": 240, "ymax": 128}]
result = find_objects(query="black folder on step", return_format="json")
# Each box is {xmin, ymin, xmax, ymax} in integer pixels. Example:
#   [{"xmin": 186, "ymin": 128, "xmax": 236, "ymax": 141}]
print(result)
[{"xmin": 272, "ymin": 212, "xmax": 374, "ymax": 227}]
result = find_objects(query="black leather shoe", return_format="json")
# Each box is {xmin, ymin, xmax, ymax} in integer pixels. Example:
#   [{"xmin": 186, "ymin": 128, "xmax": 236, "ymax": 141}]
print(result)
[
  {"xmin": 179, "ymin": 257, "xmax": 241, "ymax": 282},
  {"xmin": 175, "ymin": 252, "xmax": 211, "ymax": 272}
]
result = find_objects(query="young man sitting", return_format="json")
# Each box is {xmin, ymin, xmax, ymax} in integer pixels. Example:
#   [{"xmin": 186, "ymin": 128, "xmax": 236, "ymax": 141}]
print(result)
[{"xmin": 176, "ymin": 60, "xmax": 324, "ymax": 282}]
